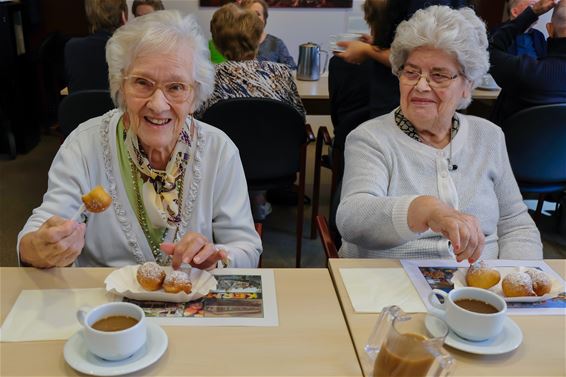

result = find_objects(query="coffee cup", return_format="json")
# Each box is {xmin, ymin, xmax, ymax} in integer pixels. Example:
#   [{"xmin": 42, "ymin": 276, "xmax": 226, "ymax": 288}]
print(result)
[
  {"xmin": 427, "ymin": 287, "xmax": 507, "ymax": 341},
  {"xmin": 329, "ymin": 33, "xmax": 361, "ymax": 51},
  {"xmin": 77, "ymin": 302, "xmax": 147, "ymax": 360}
]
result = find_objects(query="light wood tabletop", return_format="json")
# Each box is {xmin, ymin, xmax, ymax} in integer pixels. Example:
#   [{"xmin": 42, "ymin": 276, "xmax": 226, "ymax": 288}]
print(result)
[
  {"xmin": 0, "ymin": 267, "xmax": 362, "ymax": 376},
  {"xmin": 328, "ymin": 259, "xmax": 566, "ymax": 377}
]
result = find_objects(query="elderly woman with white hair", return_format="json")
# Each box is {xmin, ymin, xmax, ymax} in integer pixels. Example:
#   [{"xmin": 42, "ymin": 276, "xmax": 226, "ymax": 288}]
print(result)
[
  {"xmin": 336, "ymin": 5, "xmax": 542, "ymax": 262},
  {"xmin": 18, "ymin": 11, "xmax": 262, "ymax": 269}
]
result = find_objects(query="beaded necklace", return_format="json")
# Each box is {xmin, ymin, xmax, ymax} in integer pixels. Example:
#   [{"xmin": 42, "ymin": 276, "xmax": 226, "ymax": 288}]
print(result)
[{"xmin": 129, "ymin": 157, "xmax": 186, "ymax": 265}]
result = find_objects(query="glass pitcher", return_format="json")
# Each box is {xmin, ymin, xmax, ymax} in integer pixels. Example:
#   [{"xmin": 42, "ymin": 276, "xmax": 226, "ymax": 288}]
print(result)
[{"xmin": 365, "ymin": 306, "xmax": 454, "ymax": 377}]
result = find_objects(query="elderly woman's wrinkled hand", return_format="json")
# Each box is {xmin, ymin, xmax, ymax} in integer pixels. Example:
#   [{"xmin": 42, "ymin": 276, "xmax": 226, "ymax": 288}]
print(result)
[
  {"xmin": 335, "ymin": 40, "xmax": 372, "ymax": 64},
  {"xmin": 160, "ymin": 232, "xmax": 227, "ymax": 270},
  {"xmin": 20, "ymin": 216, "xmax": 85, "ymax": 268},
  {"xmin": 409, "ymin": 196, "xmax": 485, "ymax": 263}
]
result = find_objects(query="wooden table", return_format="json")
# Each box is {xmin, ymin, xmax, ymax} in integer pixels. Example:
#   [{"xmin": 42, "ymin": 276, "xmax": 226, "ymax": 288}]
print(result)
[
  {"xmin": 0, "ymin": 267, "xmax": 362, "ymax": 376},
  {"xmin": 329, "ymin": 259, "xmax": 566, "ymax": 377}
]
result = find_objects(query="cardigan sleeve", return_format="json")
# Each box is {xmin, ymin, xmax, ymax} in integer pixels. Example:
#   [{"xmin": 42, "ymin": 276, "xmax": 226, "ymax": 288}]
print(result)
[
  {"xmin": 210, "ymin": 141, "xmax": 262, "ymax": 268},
  {"xmin": 16, "ymin": 131, "xmax": 91, "ymax": 259},
  {"xmin": 492, "ymin": 129, "xmax": 543, "ymax": 259},
  {"xmin": 336, "ymin": 125, "xmax": 420, "ymax": 250}
]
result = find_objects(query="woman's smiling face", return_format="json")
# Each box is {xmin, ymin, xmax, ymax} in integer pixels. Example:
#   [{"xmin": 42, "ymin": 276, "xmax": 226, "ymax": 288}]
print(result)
[
  {"xmin": 399, "ymin": 46, "xmax": 470, "ymax": 132},
  {"xmin": 122, "ymin": 44, "xmax": 195, "ymax": 156}
]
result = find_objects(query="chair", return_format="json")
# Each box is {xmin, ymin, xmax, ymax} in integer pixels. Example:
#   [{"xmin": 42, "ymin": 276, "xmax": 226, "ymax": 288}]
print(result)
[
  {"xmin": 201, "ymin": 98, "xmax": 314, "ymax": 267},
  {"xmin": 315, "ymin": 179, "xmax": 342, "ymax": 266},
  {"xmin": 502, "ymin": 104, "xmax": 566, "ymax": 221},
  {"xmin": 58, "ymin": 90, "xmax": 115, "ymax": 137}
]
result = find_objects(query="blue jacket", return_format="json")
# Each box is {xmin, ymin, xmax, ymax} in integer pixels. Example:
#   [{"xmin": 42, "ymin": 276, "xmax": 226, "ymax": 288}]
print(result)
[{"xmin": 489, "ymin": 7, "xmax": 566, "ymax": 125}]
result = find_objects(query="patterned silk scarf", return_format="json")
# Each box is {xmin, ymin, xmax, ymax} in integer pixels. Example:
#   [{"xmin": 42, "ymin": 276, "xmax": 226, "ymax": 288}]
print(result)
[{"xmin": 125, "ymin": 118, "xmax": 192, "ymax": 229}]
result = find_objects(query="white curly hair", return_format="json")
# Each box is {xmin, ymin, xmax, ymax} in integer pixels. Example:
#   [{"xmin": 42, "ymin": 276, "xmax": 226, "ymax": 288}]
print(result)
[
  {"xmin": 389, "ymin": 6, "xmax": 490, "ymax": 109},
  {"xmin": 106, "ymin": 10, "xmax": 214, "ymax": 113}
]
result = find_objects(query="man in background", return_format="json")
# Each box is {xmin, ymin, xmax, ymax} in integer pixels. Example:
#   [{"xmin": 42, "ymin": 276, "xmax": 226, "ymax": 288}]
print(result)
[{"xmin": 489, "ymin": 0, "xmax": 566, "ymax": 125}]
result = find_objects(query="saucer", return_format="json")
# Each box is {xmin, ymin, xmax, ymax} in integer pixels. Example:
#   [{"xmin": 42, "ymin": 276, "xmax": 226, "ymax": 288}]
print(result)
[
  {"xmin": 428, "ymin": 316, "xmax": 523, "ymax": 355},
  {"xmin": 64, "ymin": 322, "xmax": 168, "ymax": 376}
]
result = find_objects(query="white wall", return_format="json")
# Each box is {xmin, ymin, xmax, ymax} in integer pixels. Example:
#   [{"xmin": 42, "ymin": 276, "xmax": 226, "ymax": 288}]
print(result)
[{"xmin": 127, "ymin": 0, "xmax": 366, "ymax": 64}]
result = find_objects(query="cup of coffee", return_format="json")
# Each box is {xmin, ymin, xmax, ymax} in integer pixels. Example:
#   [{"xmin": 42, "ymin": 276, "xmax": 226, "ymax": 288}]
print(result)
[
  {"xmin": 366, "ymin": 306, "xmax": 454, "ymax": 377},
  {"xmin": 76, "ymin": 302, "xmax": 146, "ymax": 360},
  {"xmin": 329, "ymin": 33, "xmax": 361, "ymax": 51},
  {"xmin": 427, "ymin": 287, "xmax": 507, "ymax": 341}
]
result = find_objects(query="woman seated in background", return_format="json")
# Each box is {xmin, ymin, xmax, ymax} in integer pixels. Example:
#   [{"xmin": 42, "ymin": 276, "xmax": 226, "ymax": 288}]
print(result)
[
  {"xmin": 197, "ymin": 3, "xmax": 305, "ymax": 220},
  {"xmin": 65, "ymin": 0, "xmax": 127, "ymax": 93},
  {"xmin": 336, "ymin": 6, "xmax": 542, "ymax": 262},
  {"xmin": 18, "ymin": 11, "xmax": 262, "ymax": 269},
  {"xmin": 132, "ymin": 0, "xmax": 164, "ymax": 18},
  {"xmin": 241, "ymin": 0, "xmax": 297, "ymax": 69}
]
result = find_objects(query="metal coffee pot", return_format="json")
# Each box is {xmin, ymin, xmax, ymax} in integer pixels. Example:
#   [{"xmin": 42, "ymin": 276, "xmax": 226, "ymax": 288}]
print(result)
[{"xmin": 296, "ymin": 42, "xmax": 328, "ymax": 81}]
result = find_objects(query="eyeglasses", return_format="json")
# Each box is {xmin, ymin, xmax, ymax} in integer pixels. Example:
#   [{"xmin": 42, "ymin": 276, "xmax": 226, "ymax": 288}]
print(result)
[
  {"xmin": 124, "ymin": 75, "xmax": 193, "ymax": 103},
  {"xmin": 398, "ymin": 66, "xmax": 462, "ymax": 88}
]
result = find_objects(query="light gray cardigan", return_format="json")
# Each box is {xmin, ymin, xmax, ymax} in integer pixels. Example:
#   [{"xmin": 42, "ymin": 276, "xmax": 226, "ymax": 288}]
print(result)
[
  {"xmin": 18, "ymin": 110, "xmax": 262, "ymax": 267},
  {"xmin": 337, "ymin": 110, "xmax": 542, "ymax": 260}
]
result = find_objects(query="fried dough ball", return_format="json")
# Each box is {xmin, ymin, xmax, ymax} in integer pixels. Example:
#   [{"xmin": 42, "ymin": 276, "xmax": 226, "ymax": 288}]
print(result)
[
  {"xmin": 162, "ymin": 270, "xmax": 192, "ymax": 294},
  {"xmin": 502, "ymin": 272, "xmax": 536, "ymax": 297},
  {"xmin": 136, "ymin": 262, "xmax": 165, "ymax": 291},
  {"xmin": 525, "ymin": 269, "xmax": 552, "ymax": 296},
  {"xmin": 81, "ymin": 185, "xmax": 112, "ymax": 213},
  {"xmin": 466, "ymin": 261, "xmax": 501, "ymax": 289}
]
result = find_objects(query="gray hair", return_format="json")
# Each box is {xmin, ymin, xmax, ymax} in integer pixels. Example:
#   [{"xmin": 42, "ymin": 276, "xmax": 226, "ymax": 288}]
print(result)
[
  {"xmin": 390, "ymin": 6, "xmax": 490, "ymax": 109},
  {"xmin": 106, "ymin": 10, "xmax": 214, "ymax": 112}
]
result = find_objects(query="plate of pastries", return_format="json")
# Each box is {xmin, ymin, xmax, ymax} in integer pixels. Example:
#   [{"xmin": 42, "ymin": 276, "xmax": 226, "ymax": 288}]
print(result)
[
  {"xmin": 105, "ymin": 262, "xmax": 218, "ymax": 303},
  {"xmin": 451, "ymin": 261, "xmax": 561, "ymax": 302}
]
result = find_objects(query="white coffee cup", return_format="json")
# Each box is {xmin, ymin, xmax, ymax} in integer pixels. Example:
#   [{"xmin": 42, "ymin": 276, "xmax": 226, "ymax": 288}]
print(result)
[
  {"xmin": 329, "ymin": 33, "xmax": 361, "ymax": 51},
  {"xmin": 427, "ymin": 287, "xmax": 507, "ymax": 341},
  {"xmin": 77, "ymin": 302, "xmax": 147, "ymax": 361}
]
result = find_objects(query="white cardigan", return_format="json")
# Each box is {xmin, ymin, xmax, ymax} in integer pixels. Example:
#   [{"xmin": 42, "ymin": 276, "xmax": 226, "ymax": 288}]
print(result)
[
  {"xmin": 337, "ymin": 110, "xmax": 542, "ymax": 260},
  {"xmin": 18, "ymin": 110, "xmax": 262, "ymax": 267}
]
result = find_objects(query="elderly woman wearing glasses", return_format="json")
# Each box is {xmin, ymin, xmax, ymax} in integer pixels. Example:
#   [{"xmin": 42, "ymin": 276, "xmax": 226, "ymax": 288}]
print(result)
[
  {"xmin": 336, "ymin": 6, "xmax": 542, "ymax": 262},
  {"xmin": 18, "ymin": 11, "xmax": 262, "ymax": 269}
]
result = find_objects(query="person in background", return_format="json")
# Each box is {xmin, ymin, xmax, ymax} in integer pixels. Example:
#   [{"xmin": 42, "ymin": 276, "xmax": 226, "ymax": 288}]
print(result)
[
  {"xmin": 337, "ymin": 6, "xmax": 542, "ymax": 261},
  {"xmin": 19, "ymin": 10, "xmax": 262, "ymax": 269},
  {"xmin": 64, "ymin": 0, "xmax": 127, "ymax": 93},
  {"xmin": 240, "ymin": 0, "xmax": 297, "ymax": 69},
  {"xmin": 132, "ymin": 0, "xmax": 164, "ymax": 18},
  {"xmin": 197, "ymin": 3, "xmax": 305, "ymax": 221},
  {"xmin": 489, "ymin": 0, "xmax": 565, "ymax": 125}
]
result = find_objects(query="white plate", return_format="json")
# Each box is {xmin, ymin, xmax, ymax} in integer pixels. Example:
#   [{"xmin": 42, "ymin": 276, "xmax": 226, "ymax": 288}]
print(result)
[
  {"xmin": 64, "ymin": 322, "xmax": 168, "ymax": 376},
  {"xmin": 451, "ymin": 266, "xmax": 561, "ymax": 303},
  {"xmin": 427, "ymin": 316, "xmax": 523, "ymax": 355},
  {"xmin": 105, "ymin": 265, "xmax": 217, "ymax": 303}
]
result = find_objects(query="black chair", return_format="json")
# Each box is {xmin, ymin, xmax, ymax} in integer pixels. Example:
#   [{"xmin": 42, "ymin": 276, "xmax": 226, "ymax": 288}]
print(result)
[
  {"xmin": 315, "ymin": 179, "xmax": 342, "ymax": 266},
  {"xmin": 502, "ymin": 104, "xmax": 566, "ymax": 221},
  {"xmin": 201, "ymin": 98, "xmax": 314, "ymax": 267},
  {"xmin": 58, "ymin": 90, "xmax": 115, "ymax": 137}
]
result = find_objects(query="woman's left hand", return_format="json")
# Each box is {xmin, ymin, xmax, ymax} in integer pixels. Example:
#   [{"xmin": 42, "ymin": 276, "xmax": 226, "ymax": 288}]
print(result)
[{"xmin": 160, "ymin": 232, "xmax": 227, "ymax": 270}]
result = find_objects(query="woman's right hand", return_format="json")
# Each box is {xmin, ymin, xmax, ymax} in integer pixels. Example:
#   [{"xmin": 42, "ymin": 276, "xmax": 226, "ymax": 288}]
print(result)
[
  {"xmin": 408, "ymin": 196, "xmax": 485, "ymax": 263},
  {"xmin": 19, "ymin": 216, "xmax": 86, "ymax": 268},
  {"xmin": 334, "ymin": 40, "xmax": 373, "ymax": 64}
]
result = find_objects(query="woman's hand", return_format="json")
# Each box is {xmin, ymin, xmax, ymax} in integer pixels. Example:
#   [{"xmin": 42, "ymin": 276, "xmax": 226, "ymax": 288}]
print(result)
[
  {"xmin": 19, "ymin": 216, "xmax": 86, "ymax": 268},
  {"xmin": 160, "ymin": 232, "xmax": 227, "ymax": 270},
  {"xmin": 334, "ymin": 40, "xmax": 373, "ymax": 64},
  {"xmin": 531, "ymin": 0, "xmax": 558, "ymax": 16},
  {"xmin": 408, "ymin": 196, "xmax": 485, "ymax": 263}
]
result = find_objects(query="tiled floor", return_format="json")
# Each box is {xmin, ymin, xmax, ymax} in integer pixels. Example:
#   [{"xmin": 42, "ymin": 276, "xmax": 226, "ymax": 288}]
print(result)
[{"xmin": 1, "ymin": 127, "xmax": 564, "ymax": 268}]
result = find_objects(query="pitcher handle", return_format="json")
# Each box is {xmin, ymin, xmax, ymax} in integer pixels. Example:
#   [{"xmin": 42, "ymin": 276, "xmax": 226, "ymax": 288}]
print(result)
[
  {"xmin": 320, "ymin": 49, "xmax": 329, "ymax": 75},
  {"xmin": 425, "ymin": 340, "xmax": 456, "ymax": 377},
  {"xmin": 365, "ymin": 305, "xmax": 404, "ymax": 361}
]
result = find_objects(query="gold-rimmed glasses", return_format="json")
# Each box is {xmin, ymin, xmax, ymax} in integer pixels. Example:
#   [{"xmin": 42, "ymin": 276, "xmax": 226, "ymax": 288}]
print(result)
[
  {"xmin": 398, "ymin": 66, "xmax": 462, "ymax": 88},
  {"xmin": 123, "ymin": 75, "xmax": 193, "ymax": 103}
]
